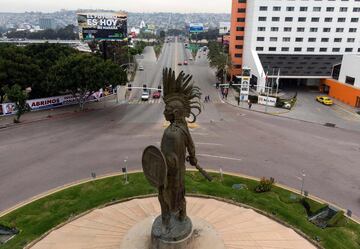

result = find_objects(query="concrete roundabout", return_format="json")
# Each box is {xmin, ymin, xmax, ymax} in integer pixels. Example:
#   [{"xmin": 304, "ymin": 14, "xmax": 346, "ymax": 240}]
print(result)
[{"xmin": 1, "ymin": 171, "xmax": 359, "ymax": 249}]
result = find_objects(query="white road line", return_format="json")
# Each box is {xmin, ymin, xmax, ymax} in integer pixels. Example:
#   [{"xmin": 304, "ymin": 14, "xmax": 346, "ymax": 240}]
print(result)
[
  {"xmin": 196, "ymin": 142, "xmax": 223, "ymax": 146},
  {"xmin": 197, "ymin": 154, "xmax": 243, "ymax": 162}
]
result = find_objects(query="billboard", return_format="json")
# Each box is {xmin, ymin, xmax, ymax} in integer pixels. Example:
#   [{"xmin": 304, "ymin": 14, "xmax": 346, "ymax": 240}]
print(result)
[
  {"xmin": 219, "ymin": 22, "xmax": 230, "ymax": 35},
  {"xmin": 77, "ymin": 12, "xmax": 127, "ymax": 41},
  {"xmin": 189, "ymin": 23, "xmax": 204, "ymax": 33}
]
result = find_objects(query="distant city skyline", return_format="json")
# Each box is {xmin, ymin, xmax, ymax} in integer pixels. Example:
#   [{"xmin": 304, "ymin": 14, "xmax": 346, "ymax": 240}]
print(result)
[{"xmin": 0, "ymin": 0, "xmax": 231, "ymax": 13}]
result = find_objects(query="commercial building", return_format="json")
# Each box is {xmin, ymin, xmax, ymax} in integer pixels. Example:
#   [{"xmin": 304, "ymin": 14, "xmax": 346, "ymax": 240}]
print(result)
[
  {"xmin": 321, "ymin": 55, "xmax": 360, "ymax": 107},
  {"xmin": 39, "ymin": 18, "xmax": 55, "ymax": 30},
  {"xmin": 229, "ymin": 0, "xmax": 360, "ymax": 97}
]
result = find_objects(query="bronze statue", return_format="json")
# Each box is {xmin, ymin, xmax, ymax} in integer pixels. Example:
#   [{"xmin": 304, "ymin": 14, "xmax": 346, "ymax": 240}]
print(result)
[{"xmin": 142, "ymin": 68, "xmax": 205, "ymax": 244}]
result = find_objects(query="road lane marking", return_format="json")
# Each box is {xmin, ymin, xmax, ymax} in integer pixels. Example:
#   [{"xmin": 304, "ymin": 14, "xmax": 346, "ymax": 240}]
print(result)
[
  {"xmin": 196, "ymin": 142, "xmax": 223, "ymax": 146},
  {"xmin": 197, "ymin": 153, "xmax": 243, "ymax": 162}
]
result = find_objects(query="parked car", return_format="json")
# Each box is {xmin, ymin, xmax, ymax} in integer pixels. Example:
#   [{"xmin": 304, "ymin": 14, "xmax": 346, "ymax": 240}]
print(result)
[
  {"xmin": 183, "ymin": 60, "xmax": 188, "ymax": 65},
  {"xmin": 316, "ymin": 96, "xmax": 333, "ymax": 106},
  {"xmin": 141, "ymin": 90, "xmax": 150, "ymax": 101},
  {"xmin": 153, "ymin": 91, "xmax": 161, "ymax": 99},
  {"xmin": 138, "ymin": 65, "xmax": 144, "ymax": 71},
  {"xmin": 178, "ymin": 62, "xmax": 182, "ymax": 66}
]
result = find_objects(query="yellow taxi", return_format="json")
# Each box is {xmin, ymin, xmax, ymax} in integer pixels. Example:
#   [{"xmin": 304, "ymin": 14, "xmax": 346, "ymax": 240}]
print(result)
[{"xmin": 316, "ymin": 96, "xmax": 333, "ymax": 106}]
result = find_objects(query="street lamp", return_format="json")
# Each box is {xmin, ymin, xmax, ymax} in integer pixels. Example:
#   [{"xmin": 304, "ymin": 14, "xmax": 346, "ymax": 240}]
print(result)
[
  {"xmin": 122, "ymin": 156, "xmax": 129, "ymax": 184},
  {"xmin": 300, "ymin": 170, "xmax": 306, "ymax": 196}
]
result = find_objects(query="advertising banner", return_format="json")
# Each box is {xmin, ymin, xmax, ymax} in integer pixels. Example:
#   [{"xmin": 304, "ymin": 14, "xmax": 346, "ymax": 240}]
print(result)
[
  {"xmin": 189, "ymin": 23, "xmax": 204, "ymax": 33},
  {"xmin": 77, "ymin": 12, "xmax": 127, "ymax": 41},
  {"xmin": 258, "ymin": 96, "xmax": 277, "ymax": 107},
  {"xmin": 219, "ymin": 22, "xmax": 230, "ymax": 35},
  {"xmin": 240, "ymin": 77, "xmax": 250, "ymax": 102},
  {"xmin": 0, "ymin": 91, "xmax": 106, "ymax": 116}
]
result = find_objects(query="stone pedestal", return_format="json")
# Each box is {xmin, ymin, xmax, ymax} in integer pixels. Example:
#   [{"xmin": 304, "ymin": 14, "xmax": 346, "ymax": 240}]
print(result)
[
  {"xmin": 120, "ymin": 216, "xmax": 225, "ymax": 249},
  {"xmin": 151, "ymin": 215, "xmax": 193, "ymax": 249}
]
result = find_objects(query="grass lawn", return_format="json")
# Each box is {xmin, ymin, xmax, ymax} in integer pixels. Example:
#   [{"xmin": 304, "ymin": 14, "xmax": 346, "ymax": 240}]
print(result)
[{"xmin": 0, "ymin": 172, "xmax": 359, "ymax": 249}]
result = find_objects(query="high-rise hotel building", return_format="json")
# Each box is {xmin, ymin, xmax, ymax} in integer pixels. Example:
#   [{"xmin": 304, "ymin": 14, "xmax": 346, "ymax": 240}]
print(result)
[{"xmin": 230, "ymin": 0, "xmax": 360, "ymax": 104}]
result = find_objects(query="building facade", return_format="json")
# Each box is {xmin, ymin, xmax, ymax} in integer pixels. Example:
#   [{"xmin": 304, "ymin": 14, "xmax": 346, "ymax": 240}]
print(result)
[{"xmin": 230, "ymin": 0, "xmax": 360, "ymax": 93}]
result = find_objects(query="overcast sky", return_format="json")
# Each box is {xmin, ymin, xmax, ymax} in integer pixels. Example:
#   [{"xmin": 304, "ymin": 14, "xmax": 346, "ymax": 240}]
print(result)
[{"xmin": 0, "ymin": 0, "xmax": 231, "ymax": 13}]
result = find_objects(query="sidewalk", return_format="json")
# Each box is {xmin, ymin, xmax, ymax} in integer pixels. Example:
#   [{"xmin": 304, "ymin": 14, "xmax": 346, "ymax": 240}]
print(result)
[
  {"xmin": 222, "ymin": 87, "xmax": 290, "ymax": 115},
  {"xmin": 0, "ymin": 95, "xmax": 118, "ymax": 129}
]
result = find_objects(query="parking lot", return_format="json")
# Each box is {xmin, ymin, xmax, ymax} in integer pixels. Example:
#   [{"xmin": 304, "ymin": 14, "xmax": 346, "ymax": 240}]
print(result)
[{"xmin": 281, "ymin": 90, "xmax": 360, "ymax": 131}]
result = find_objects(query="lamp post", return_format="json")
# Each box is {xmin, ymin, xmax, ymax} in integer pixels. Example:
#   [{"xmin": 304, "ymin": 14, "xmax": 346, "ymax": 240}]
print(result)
[
  {"xmin": 300, "ymin": 170, "xmax": 306, "ymax": 196},
  {"xmin": 123, "ymin": 157, "xmax": 129, "ymax": 184}
]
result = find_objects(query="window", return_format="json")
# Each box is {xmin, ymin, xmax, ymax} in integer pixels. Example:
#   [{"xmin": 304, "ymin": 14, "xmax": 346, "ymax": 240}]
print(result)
[
  {"xmin": 237, "ymin": 18, "xmax": 245, "ymax": 22},
  {"xmin": 270, "ymin": 37, "xmax": 278, "ymax": 41},
  {"xmin": 269, "ymin": 47, "xmax": 276, "ymax": 51},
  {"xmin": 283, "ymin": 37, "xmax": 291, "ymax": 42},
  {"xmin": 258, "ymin": 17, "xmax": 266, "ymax": 21},
  {"xmin": 285, "ymin": 17, "xmax": 293, "ymax": 22},
  {"xmin": 295, "ymin": 37, "xmax": 303, "ymax": 42},
  {"xmin": 235, "ymin": 45, "xmax": 243, "ymax": 49},
  {"xmin": 281, "ymin": 47, "xmax": 289, "ymax": 51},
  {"xmin": 311, "ymin": 17, "xmax": 320, "ymax": 22},
  {"xmin": 321, "ymin": 38, "xmax": 329, "ymax": 42},
  {"xmin": 236, "ymin": 36, "xmax": 244, "ymax": 40},
  {"xmin": 259, "ymin": 6, "xmax": 268, "ymax": 11},
  {"xmin": 353, "ymin": 7, "xmax": 360, "ymax": 12},
  {"xmin": 297, "ymin": 27, "xmax": 305, "ymax": 32},
  {"xmin": 334, "ymin": 38, "xmax": 342, "ymax": 42},
  {"xmin": 345, "ymin": 76, "xmax": 355, "ymax": 85},
  {"xmin": 298, "ymin": 17, "xmax": 306, "ymax": 22},
  {"xmin": 235, "ymin": 54, "xmax": 242, "ymax": 58},
  {"xmin": 294, "ymin": 47, "xmax": 302, "ymax": 52},
  {"xmin": 307, "ymin": 47, "xmax": 315, "ymax": 52},
  {"xmin": 273, "ymin": 6, "xmax": 281, "ymax": 11},
  {"xmin": 313, "ymin": 7, "xmax": 321, "ymax": 11},
  {"xmin": 345, "ymin": 48, "xmax": 353, "ymax": 52},
  {"xmin": 338, "ymin": 18, "xmax": 346, "ymax": 22},
  {"xmin": 308, "ymin": 37, "xmax": 316, "ymax": 42},
  {"xmin": 271, "ymin": 27, "xmax": 279, "ymax": 31},
  {"xmin": 256, "ymin": 47, "xmax": 263, "ymax": 51},
  {"xmin": 325, "ymin": 17, "xmax": 332, "ymax": 22},
  {"xmin": 256, "ymin": 37, "xmax": 265, "ymax": 41},
  {"xmin": 300, "ymin": 7, "xmax": 308, "ymax": 11},
  {"xmin": 258, "ymin": 27, "xmax": 266, "ymax": 31},
  {"xmin": 287, "ymin": 7, "xmax": 295, "ymax": 11},
  {"xmin": 310, "ymin": 28, "xmax": 318, "ymax": 32},
  {"xmin": 340, "ymin": 7, "xmax": 348, "ymax": 12},
  {"xmin": 347, "ymin": 38, "xmax": 355, "ymax": 42},
  {"xmin": 272, "ymin": 17, "xmax": 280, "ymax": 21},
  {"xmin": 326, "ymin": 7, "xmax": 334, "ymax": 12},
  {"xmin": 236, "ymin": 27, "xmax": 245, "ymax": 31},
  {"xmin": 332, "ymin": 48, "xmax": 340, "ymax": 52},
  {"xmin": 320, "ymin": 48, "xmax": 327, "ymax": 52},
  {"xmin": 284, "ymin": 27, "xmax": 292, "ymax": 32},
  {"xmin": 351, "ymin": 18, "xmax": 359, "ymax": 22},
  {"xmin": 238, "ymin": 8, "xmax": 246, "ymax": 13},
  {"xmin": 349, "ymin": 28, "xmax": 357, "ymax": 32},
  {"xmin": 323, "ymin": 28, "xmax": 331, "ymax": 32},
  {"xmin": 336, "ymin": 28, "xmax": 344, "ymax": 32}
]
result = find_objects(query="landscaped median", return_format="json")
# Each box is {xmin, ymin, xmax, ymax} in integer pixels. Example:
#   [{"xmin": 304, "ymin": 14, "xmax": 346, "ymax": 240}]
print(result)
[{"xmin": 0, "ymin": 172, "xmax": 359, "ymax": 249}]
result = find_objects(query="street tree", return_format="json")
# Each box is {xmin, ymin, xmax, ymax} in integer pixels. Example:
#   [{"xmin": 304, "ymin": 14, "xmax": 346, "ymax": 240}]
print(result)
[
  {"xmin": 49, "ymin": 53, "xmax": 127, "ymax": 110},
  {"xmin": 207, "ymin": 42, "xmax": 230, "ymax": 84},
  {"xmin": 4, "ymin": 84, "xmax": 30, "ymax": 123}
]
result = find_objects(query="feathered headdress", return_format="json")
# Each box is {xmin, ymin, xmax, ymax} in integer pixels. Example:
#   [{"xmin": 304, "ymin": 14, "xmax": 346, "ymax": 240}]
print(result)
[{"xmin": 162, "ymin": 68, "xmax": 202, "ymax": 123}]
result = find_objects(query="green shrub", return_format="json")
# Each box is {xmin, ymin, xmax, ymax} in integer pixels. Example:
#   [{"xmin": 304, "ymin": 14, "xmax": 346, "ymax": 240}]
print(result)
[
  {"xmin": 301, "ymin": 198, "xmax": 328, "ymax": 216},
  {"xmin": 327, "ymin": 211, "xmax": 345, "ymax": 227},
  {"xmin": 255, "ymin": 177, "xmax": 275, "ymax": 193}
]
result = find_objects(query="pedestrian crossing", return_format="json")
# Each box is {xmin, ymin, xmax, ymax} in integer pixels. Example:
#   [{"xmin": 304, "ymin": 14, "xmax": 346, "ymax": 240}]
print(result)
[{"xmin": 126, "ymin": 99, "xmax": 223, "ymax": 105}]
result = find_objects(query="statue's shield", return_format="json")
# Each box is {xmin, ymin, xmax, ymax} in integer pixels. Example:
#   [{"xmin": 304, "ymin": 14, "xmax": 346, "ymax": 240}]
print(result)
[{"xmin": 142, "ymin": 146, "xmax": 167, "ymax": 188}]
